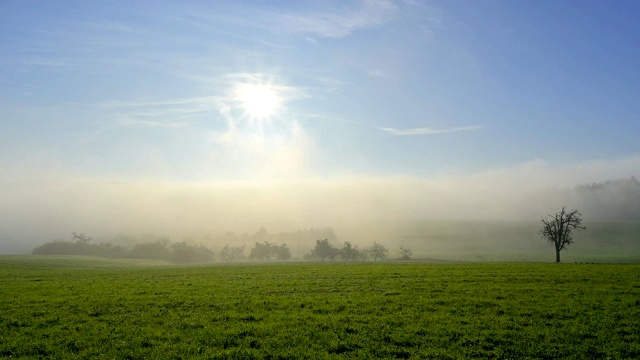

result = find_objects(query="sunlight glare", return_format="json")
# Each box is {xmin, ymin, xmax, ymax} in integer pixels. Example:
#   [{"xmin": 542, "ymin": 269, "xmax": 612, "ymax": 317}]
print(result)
[{"xmin": 235, "ymin": 83, "xmax": 282, "ymax": 120}]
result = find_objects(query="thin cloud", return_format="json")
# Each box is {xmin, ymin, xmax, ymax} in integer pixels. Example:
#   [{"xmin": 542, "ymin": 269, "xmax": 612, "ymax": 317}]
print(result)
[
  {"xmin": 85, "ymin": 21, "xmax": 137, "ymax": 33},
  {"xmin": 118, "ymin": 118, "xmax": 187, "ymax": 128},
  {"xmin": 94, "ymin": 96, "xmax": 221, "ymax": 127},
  {"xmin": 380, "ymin": 126, "xmax": 482, "ymax": 136},
  {"xmin": 368, "ymin": 68, "xmax": 389, "ymax": 78},
  {"xmin": 98, "ymin": 96, "xmax": 219, "ymax": 111},
  {"xmin": 272, "ymin": 0, "xmax": 397, "ymax": 39}
]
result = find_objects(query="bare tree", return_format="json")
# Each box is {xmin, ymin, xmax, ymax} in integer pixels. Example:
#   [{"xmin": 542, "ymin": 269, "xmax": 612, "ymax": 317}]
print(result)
[
  {"xmin": 398, "ymin": 245, "xmax": 412, "ymax": 260},
  {"xmin": 540, "ymin": 207, "xmax": 586, "ymax": 263},
  {"xmin": 72, "ymin": 232, "xmax": 92, "ymax": 244}
]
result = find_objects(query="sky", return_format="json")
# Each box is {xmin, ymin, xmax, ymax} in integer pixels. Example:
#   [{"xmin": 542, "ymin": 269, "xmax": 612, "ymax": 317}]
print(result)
[{"xmin": 1, "ymin": 1, "xmax": 640, "ymax": 251}]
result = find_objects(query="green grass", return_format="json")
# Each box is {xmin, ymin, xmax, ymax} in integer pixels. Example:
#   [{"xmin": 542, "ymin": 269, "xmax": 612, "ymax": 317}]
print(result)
[{"xmin": 1, "ymin": 256, "xmax": 639, "ymax": 359}]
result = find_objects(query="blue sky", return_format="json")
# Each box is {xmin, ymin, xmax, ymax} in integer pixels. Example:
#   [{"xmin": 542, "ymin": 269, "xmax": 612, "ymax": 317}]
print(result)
[
  {"xmin": 2, "ymin": 0, "xmax": 640, "ymax": 251},
  {"xmin": 2, "ymin": 0, "xmax": 639, "ymax": 182}
]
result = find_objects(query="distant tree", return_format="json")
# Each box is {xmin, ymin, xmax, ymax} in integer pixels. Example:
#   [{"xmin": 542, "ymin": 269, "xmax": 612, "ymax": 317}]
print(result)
[
  {"xmin": 311, "ymin": 239, "xmax": 338, "ymax": 261},
  {"xmin": 33, "ymin": 240, "xmax": 79, "ymax": 255},
  {"xmin": 72, "ymin": 232, "xmax": 92, "ymax": 244},
  {"xmin": 130, "ymin": 237, "xmax": 171, "ymax": 260},
  {"xmin": 169, "ymin": 242, "xmax": 213, "ymax": 263},
  {"xmin": 96, "ymin": 242, "xmax": 128, "ymax": 258},
  {"xmin": 220, "ymin": 244, "xmax": 245, "ymax": 262},
  {"xmin": 356, "ymin": 248, "xmax": 369, "ymax": 261},
  {"xmin": 248, "ymin": 241, "xmax": 290, "ymax": 261},
  {"xmin": 540, "ymin": 207, "xmax": 586, "ymax": 263},
  {"xmin": 369, "ymin": 242, "xmax": 389, "ymax": 261},
  {"xmin": 272, "ymin": 243, "xmax": 291, "ymax": 261},
  {"xmin": 575, "ymin": 177, "xmax": 640, "ymax": 221},
  {"xmin": 398, "ymin": 245, "xmax": 412, "ymax": 260},
  {"xmin": 250, "ymin": 242, "xmax": 272, "ymax": 261},
  {"xmin": 340, "ymin": 241, "xmax": 359, "ymax": 261},
  {"xmin": 33, "ymin": 233, "xmax": 95, "ymax": 256},
  {"xmin": 32, "ymin": 233, "xmax": 212, "ymax": 263}
]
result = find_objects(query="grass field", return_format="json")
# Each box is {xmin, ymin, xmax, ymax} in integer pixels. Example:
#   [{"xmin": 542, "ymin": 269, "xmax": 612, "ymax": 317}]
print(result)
[{"xmin": 1, "ymin": 256, "xmax": 639, "ymax": 359}]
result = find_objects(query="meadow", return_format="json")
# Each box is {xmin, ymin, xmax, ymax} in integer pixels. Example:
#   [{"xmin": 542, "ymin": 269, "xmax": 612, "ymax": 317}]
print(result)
[{"xmin": 1, "ymin": 256, "xmax": 639, "ymax": 359}]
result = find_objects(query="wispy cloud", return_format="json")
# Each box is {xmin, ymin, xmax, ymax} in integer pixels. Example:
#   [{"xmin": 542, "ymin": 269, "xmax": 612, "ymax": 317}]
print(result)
[
  {"xmin": 95, "ymin": 96, "xmax": 221, "ymax": 127},
  {"xmin": 117, "ymin": 118, "xmax": 187, "ymax": 128},
  {"xmin": 91, "ymin": 72, "xmax": 307, "ymax": 133},
  {"xmin": 380, "ymin": 126, "xmax": 482, "ymax": 136},
  {"xmin": 272, "ymin": 0, "xmax": 397, "ymax": 39},
  {"xmin": 98, "ymin": 96, "xmax": 219, "ymax": 111},
  {"xmin": 85, "ymin": 21, "xmax": 137, "ymax": 33},
  {"xmin": 368, "ymin": 68, "xmax": 389, "ymax": 78}
]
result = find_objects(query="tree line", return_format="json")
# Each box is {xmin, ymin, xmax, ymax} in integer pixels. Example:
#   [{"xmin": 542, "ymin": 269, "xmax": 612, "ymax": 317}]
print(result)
[
  {"xmin": 31, "ymin": 205, "xmax": 588, "ymax": 264},
  {"xmin": 220, "ymin": 239, "xmax": 412, "ymax": 262},
  {"xmin": 304, "ymin": 239, "xmax": 410, "ymax": 261},
  {"xmin": 31, "ymin": 231, "xmax": 412, "ymax": 264},
  {"xmin": 32, "ymin": 232, "xmax": 214, "ymax": 264}
]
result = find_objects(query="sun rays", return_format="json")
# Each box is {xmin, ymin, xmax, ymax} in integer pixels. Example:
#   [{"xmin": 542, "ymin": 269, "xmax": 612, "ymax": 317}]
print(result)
[{"xmin": 233, "ymin": 82, "xmax": 283, "ymax": 123}]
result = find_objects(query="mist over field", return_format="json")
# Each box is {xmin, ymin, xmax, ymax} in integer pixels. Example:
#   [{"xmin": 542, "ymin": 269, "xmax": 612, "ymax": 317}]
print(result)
[
  {"xmin": 2, "ymin": 158, "xmax": 639, "ymax": 257},
  {"xmin": 2, "ymin": 1, "xmax": 640, "ymax": 261}
]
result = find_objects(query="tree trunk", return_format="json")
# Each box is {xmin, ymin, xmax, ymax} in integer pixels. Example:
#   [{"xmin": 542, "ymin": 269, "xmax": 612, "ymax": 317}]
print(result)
[{"xmin": 555, "ymin": 248, "xmax": 561, "ymax": 263}]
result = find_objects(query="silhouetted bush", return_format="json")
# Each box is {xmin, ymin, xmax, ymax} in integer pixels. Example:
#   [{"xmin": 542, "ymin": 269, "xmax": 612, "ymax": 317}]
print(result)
[
  {"xmin": 129, "ymin": 238, "xmax": 171, "ymax": 260},
  {"xmin": 33, "ymin": 234, "xmax": 214, "ymax": 264},
  {"xmin": 170, "ymin": 242, "xmax": 214, "ymax": 263},
  {"xmin": 32, "ymin": 240, "xmax": 127, "ymax": 258}
]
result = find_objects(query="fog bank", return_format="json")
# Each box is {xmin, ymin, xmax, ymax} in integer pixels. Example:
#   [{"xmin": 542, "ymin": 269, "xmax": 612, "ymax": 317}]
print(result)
[{"xmin": 1, "ymin": 158, "xmax": 639, "ymax": 254}]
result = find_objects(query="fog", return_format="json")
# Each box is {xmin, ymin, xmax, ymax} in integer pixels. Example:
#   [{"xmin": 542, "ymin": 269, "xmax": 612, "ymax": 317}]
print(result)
[{"xmin": 1, "ymin": 157, "xmax": 639, "ymax": 255}]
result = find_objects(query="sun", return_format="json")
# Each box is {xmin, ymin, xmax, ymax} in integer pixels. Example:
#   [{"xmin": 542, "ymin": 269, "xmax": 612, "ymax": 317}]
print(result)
[{"xmin": 234, "ymin": 83, "xmax": 282, "ymax": 121}]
